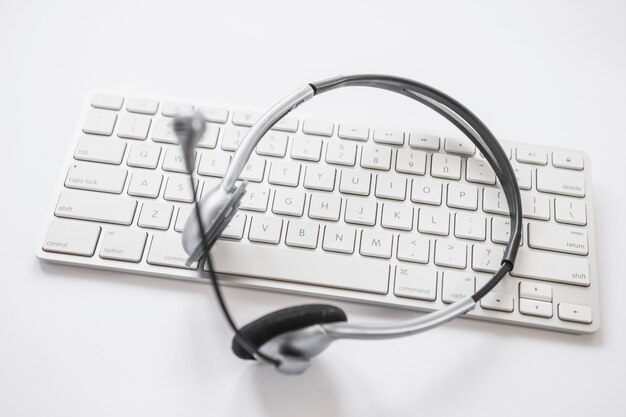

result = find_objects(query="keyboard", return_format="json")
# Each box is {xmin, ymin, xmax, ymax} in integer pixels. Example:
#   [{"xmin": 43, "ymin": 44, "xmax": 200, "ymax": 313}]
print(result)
[{"xmin": 36, "ymin": 91, "xmax": 600, "ymax": 334}]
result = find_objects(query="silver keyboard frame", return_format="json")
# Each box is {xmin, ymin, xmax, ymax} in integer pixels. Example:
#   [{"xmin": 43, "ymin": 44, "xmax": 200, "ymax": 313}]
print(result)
[{"xmin": 36, "ymin": 90, "xmax": 601, "ymax": 335}]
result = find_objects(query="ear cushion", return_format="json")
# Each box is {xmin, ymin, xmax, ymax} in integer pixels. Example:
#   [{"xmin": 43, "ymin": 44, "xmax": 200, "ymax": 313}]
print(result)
[{"xmin": 231, "ymin": 304, "xmax": 348, "ymax": 360}]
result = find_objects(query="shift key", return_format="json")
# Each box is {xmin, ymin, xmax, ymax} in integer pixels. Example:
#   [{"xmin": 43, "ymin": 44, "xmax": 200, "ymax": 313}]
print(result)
[
  {"xmin": 55, "ymin": 191, "xmax": 137, "ymax": 225},
  {"xmin": 511, "ymin": 248, "xmax": 590, "ymax": 286}
]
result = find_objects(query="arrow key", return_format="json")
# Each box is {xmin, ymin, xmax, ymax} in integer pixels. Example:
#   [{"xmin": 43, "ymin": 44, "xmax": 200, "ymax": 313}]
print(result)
[
  {"xmin": 519, "ymin": 282, "xmax": 552, "ymax": 302},
  {"xmin": 480, "ymin": 292, "xmax": 514, "ymax": 312},
  {"xmin": 558, "ymin": 303, "xmax": 592, "ymax": 324},
  {"xmin": 519, "ymin": 298, "xmax": 553, "ymax": 318}
]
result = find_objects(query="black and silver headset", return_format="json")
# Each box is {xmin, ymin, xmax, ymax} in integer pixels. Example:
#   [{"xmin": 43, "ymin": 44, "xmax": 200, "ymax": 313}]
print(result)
[{"xmin": 172, "ymin": 74, "xmax": 523, "ymax": 375}]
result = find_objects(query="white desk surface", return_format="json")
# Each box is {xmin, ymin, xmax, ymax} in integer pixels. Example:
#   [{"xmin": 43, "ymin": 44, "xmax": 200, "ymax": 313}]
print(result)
[{"xmin": 1, "ymin": 1, "xmax": 625, "ymax": 415}]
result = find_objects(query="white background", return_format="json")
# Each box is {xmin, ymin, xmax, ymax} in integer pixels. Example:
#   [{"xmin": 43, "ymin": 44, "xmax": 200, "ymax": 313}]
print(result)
[{"xmin": 1, "ymin": 1, "xmax": 626, "ymax": 416}]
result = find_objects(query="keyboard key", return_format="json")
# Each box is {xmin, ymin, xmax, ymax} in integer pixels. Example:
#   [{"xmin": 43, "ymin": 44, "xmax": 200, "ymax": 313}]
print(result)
[
  {"xmin": 536, "ymin": 168, "xmax": 586, "ymax": 197},
  {"xmin": 444, "ymin": 137, "xmax": 475, "ymax": 156},
  {"xmin": 199, "ymin": 105, "xmax": 229, "ymax": 123},
  {"xmin": 519, "ymin": 298, "xmax": 552, "ymax": 318},
  {"xmin": 447, "ymin": 183, "xmax": 478, "ymax": 210},
  {"xmin": 512, "ymin": 165, "xmax": 532, "ymax": 190},
  {"xmin": 272, "ymin": 189, "xmax": 306, "ymax": 216},
  {"xmin": 117, "ymin": 114, "xmax": 152, "ymax": 140},
  {"xmin": 394, "ymin": 266, "xmax": 437, "ymax": 301},
  {"xmin": 359, "ymin": 230, "xmax": 393, "ymax": 259},
  {"xmin": 519, "ymin": 282, "xmax": 552, "ymax": 302},
  {"xmin": 74, "ymin": 135, "xmax": 126, "ymax": 165},
  {"xmin": 490, "ymin": 217, "xmax": 512, "ymax": 244},
  {"xmin": 326, "ymin": 141, "xmax": 357, "ymax": 166},
  {"xmin": 152, "ymin": 118, "xmax": 177, "ymax": 143},
  {"xmin": 395, "ymin": 149, "xmax": 427, "ymax": 176},
  {"xmin": 304, "ymin": 166, "xmax": 336, "ymax": 191},
  {"xmin": 466, "ymin": 158, "xmax": 496, "ymax": 185},
  {"xmin": 471, "ymin": 244, "xmax": 503, "ymax": 273},
  {"xmin": 127, "ymin": 97, "xmax": 158, "ymax": 115},
  {"xmin": 302, "ymin": 119, "xmax": 334, "ymax": 137},
  {"xmin": 344, "ymin": 198, "xmax": 377, "ymax": 226},
  {"xmin": 285, "ymin": 220, "xmax": 319, "ymax": 249},
  {"xmin": 338, "ymin": 124, "xmax": 369, "ymax": 141},
  {"xmin": 42, "ymin": 220, "xmax": 101, "ymax": 256},
  {"xmin": 373, "ymin": 128, "xmax": 404, "ymax": 145},
  {"xmin": 138, "ymin": 202, "xmax": 173, "ymax": 230},
  {"xmin": 256, "ymin": 132, "xmax": 288, "ymax": 157},
  {"xmin": 322, "ymin": 225, "xmax": 356, "ymax": 253},
  {"xmin": 339, "ymin": 170, "xmax": 371, "ymax": 196},
  {"xmin": 417, "ymin": 208, "xmax": 449, "ymax": 236},
  {"xmin": 555, "ymin": 197, "xmax": 587, "ymax": 226},
  {"xmin": 480, "ymin": 293, "xmax": 514, "ymax": 312},
  {"xmin": 308, "ymin": 194, "xmax": 341, "ymax": 221},
  {"xmin": 65, "ymin": 163, "xmax": 127, "ymax": 194},
  {"xmin": 239, "ymin": 184, "xmax": 270, "ymax": 212},
  {"xmin": 127, "ymin": 171, "xmax": 163, "ymax": 198},
  {"xmin": 221, "ymin": 212, "xmax": 247, "ymax": 240},
  {"xmin": 454, "ymin": 213, "xmax": 486, "ymax": 241},
  {"xmin": 163, "ymin": 175, "xmax": 198, "ymax": 203},
  {"xmin": 482, "ymin": 188, "xmax": 509, "ymax": 215},
  {"xmin": 232, "ymin": 110, "xmax": 261, "ymax": 127},
  {"xmin": 528, "ymin": 222, "xmax": 589, "ymax": 256},
  {"xmin": 221, "ymin": 127, "xmax": 249, "ymax": 151},
  {"xmin": 381, "ymin": 202, "xmax": 413, "ymax": 231},
  {"xmin": 161, "ymin": 102, "xmax": 193, "ymax": 117},
  {"xmin": 396, "ymin": 235, "xmax": 429, "ymax": 263},
  {"xmin": 375, "ymin": 174, "xmax": 406, "ymax": 200},
  {"xmin": 174, "ymin": 207, "xmax": 192, "ymax": 232},
  {"xmin": 431, "ymin": 153, "xmax": 461, "ymax": 180},
  {"xmin": 198, "ymin": 124, "xmax": 220, "ymax": 149},
  {"xmin": 83, "ymin": 109, "xmax": 117, "ymax": 136},
  {"xmin": 249, "ymin": 215, "xmax": 283, "ymax": 244},
  {"xmin": 210, "ymin": 240, "xmax": 389, "ymax": 294},
  {"xmin": 442, "ymin": 272, "xmax": 474, "ymax": 303},
  {"xmin": 163, "ymin": 148, "xmax": 195, "ymax": 173},
  {"xmin": 272, "ymin": 117, "xmax": 299, "ymax": 133},
  {"xmin": 558, "ymin": 303, "xmax": 592, "ymax": 324},
  {"xmin": 238, "ymin": 157, "xmax": 266, "ymax": 182},
  {"xmin": 198, "ymin": 151, "xmax": 231, "ymax": 177},
  {"xmin": 99, "ymin": 228, "xmax": 147, "ymax": 262},
  {"xmin": 361, "ymin": 145, "xmax": 392, "ymax": 170},
  {"xmin": 268, "ymin": 160, "xmax": 301, "ymax": 186},
  {"xmin": 147, "ymin": 234, "xmax": 198, "ymax": 269},
  {"xmin": 55, "ymin": 191, "xmax": 137, "ymax": 225},
  {"xmin": 552, "ymin": 152, "xmax": 584, "ymax": 170},
  {"xmin": 411, "ymin": 178, "xmax": 442, "ymax": 205},
  {"xmin": 92, "ymin": 93, "xmax": 124, "ymax": 110},
  {"xmin": 409, "ymin": 133, "xmax": 440, "ymax": 150},
  {"xmin": 127, "ymin": 143, "xmax": 162, "ymax": 169},
  {"xmin": 511, "ymin": 248, "xmax": 590, "ymax": 286},
  {"xmin": 521, "ymin": 192, "xmax": 551, "ymax": 220},
  {"xmin": 434, "ymin": 240, "xmax": 467, "ymax": 269},
  {"xmin": 516, "ymin": 147, "xmax": 548, "ymax": 165},
  {"xmin": 291, "ymin": 136, "xmax": 322, "ymax": 161}
]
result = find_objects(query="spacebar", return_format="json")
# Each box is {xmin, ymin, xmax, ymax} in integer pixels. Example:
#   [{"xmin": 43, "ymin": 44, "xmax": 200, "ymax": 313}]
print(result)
[{"xmin": 208, "ymin": 241, "xmax": 390, "ymax": 295}]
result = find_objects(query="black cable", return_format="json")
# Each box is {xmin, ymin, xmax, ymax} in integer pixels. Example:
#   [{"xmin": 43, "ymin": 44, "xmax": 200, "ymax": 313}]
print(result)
[
  {"xmin": 188, "ymin": 176, "xmax": 281, "ymax": 367},
  {"xmin": 471, "ymin": 261, "xmax": 513, "ymax": 302}
]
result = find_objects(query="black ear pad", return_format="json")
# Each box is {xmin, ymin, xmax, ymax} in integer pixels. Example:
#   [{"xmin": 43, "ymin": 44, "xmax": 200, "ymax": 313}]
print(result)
[{"xmin": 231, "ymin": 304, "xmax": 348, "ymax": 360}]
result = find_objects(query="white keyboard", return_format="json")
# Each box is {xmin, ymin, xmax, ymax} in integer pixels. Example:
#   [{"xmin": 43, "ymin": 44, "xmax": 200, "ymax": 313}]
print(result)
[{"xmin": 36, "ymin": 91, "xmax": 600, "ymax": 334}]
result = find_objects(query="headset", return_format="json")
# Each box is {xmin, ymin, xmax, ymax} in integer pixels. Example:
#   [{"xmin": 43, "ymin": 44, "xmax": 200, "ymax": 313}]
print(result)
[{"xmin": 172, "ymin": 74, "xmax": 523, "ymax": 375}]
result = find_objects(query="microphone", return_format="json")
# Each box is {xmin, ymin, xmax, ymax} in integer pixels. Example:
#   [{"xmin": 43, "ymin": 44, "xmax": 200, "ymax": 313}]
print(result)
[{"xmin": 172, "ymin": 110, "xmax": 206, "ymax": 174}]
